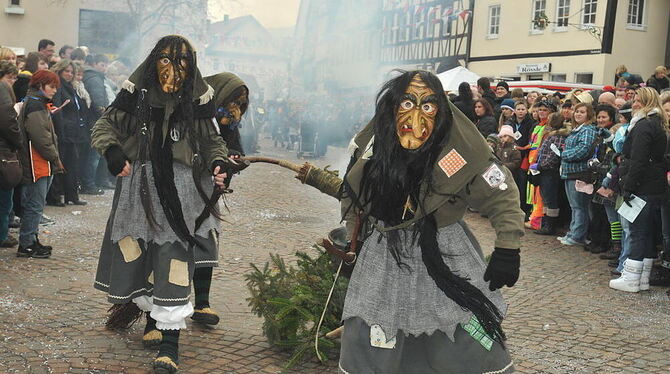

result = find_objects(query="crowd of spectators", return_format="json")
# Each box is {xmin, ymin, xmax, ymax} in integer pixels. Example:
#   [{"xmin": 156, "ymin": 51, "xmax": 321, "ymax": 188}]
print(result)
[
  {"xmin": 1, "ymin": 39, "xmax": 130, "ymax": 257},
  {"xmin": 450, "ymin": 65, "xmax": 670, "ymax": 293}
]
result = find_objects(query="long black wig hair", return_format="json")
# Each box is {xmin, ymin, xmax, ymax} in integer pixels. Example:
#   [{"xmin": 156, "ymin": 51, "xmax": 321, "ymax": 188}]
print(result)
[
  {"xmin": 353, "ymin": 70, "xmax": 506, "ymax": 344},
  {"xmin": 136, "ymin": 35, "xmax": 222, "ymax": 248}
]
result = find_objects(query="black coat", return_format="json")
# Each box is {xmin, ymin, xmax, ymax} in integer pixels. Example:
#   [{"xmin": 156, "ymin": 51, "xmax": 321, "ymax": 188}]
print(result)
[
  {"xmin": 619, "ymin": 113, "xmax": 667, "ymax": 196},
  {"xmin": 646, "ymin": 75, "xmax": 670, "ymax": 93},
  {"xmin": 51, "ymin": 80, "xmax": 91, "ymax": 144},
  {"xmin": 452, "ymin": 97, "xmax": 475, "ymax": 122},
  {"xmin": 481, "ymin": 90, "xmax": 497, "ymax": 111},
  {"xmin": 475, "ymin": 115, "xmax": 497, "ymax": 138},
  {"xmin": 506, "ymin": 115, "xmax": 537, "ymax": 157}
]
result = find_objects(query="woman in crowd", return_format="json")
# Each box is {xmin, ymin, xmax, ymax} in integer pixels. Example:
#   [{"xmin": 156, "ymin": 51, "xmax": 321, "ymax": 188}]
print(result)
[
  {"xmin": 0, "ymin": 47, "xmax": 17, "ymax": 65},
  {"xmin": 610, "ymin": 88, "xmax": 668, "ymax": 292},
  {"xmin": 507, "ymin": 100, "xmax": 536, "ymax": 215},
  {"xmin": 526, "ymin": 100, "xmax": 555, "ymax": 229},
  {"xmin": 16, "ymin": 70, "xmax": 64, "ymax": 258},
  {"xmin": 586, "ymin": 105, "xmax": 618, "ymax": 254},
  {"xmin": 49, "ymin": 59, "xmax": 89, "ymax": 206},
  {"xmin": 473, "ymin": 98, "xmax": 497, "ymax": 138},
  {"xmin": 14, "ymin": 52, "xmax": 49, "ymax": 102},
  {"xmin": 533, "ymin": 113, "xmax": 570, "ymax": 235},
  {"xmin": 558, "ymin": 103, "xmax": 599, "ymax": 246},
  {"xmin": 452, "ymin": 81, "xmax": 475, "ymax": 122},
  {"xmin": 0, "ymin": 61, "xmax": 21, "ymax": 249}
]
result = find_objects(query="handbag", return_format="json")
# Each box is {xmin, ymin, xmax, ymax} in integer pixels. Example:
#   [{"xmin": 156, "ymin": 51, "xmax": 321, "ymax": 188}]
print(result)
[{"xmin": 0, "ymin": 151, "xmax": 22, "ymax": 189}]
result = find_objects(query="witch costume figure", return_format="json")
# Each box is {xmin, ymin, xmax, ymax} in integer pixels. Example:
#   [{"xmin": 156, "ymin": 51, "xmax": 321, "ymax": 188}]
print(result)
[
  {"xmin": 91, "ymin": 35, "xmax": 232, "ymax": 374},
  {"xmin": 338, "ymin": 71, "xmax": 524, "ymax": 374}
]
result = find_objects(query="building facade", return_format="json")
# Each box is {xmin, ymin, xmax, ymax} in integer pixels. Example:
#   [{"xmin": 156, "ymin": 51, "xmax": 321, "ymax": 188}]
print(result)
[
  {"xmin": 1, "ymin": 0, "xmax": 208, "ymax": 62},
  {"xmin": 468, "ymin": 0, "xmax": 670, "ymax": 85},
  {"xmin": 207, "ymin": 15, "xmax": 291, "ymax": 99}
]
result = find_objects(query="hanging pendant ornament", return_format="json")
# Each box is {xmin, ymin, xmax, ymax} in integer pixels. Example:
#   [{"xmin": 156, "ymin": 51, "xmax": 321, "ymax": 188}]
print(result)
[{"xmin": 170, "ymin": 128, "xmax": 180, "ymax": 142}]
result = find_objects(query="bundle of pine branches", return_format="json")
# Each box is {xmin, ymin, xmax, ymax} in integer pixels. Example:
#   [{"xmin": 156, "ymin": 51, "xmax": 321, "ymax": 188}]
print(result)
[{"xmin": 245, "ymin": 245, "xmax": 349, "ymax": 369}]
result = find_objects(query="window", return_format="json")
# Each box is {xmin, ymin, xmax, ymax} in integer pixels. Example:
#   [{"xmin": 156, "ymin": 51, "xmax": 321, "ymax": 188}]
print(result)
[
  {"xmin": 582, "ymin": 0, "xmax": 597, "ymax": 25},
  {"xmin": 531, "ymin": 0, "xmax": 547, "ymax": 31},
  {"xmin": 551, "ymin": 74, "xmax": 567, "ymax": 82},
  {"xmin": 488, "ymin": 5, "xmax": 501, "ymax": 38},
  {"xmin": 556, "ymin": 0, "xmax": 571, "ymax": 28},
  {"xmin": 10, "ymin": 0, "xmax": 21, "ymax": 5},
  {"xmin": 575, "ymin": 73, "xmax": 593, "ymax": 84},
  {"xmin": 528, "ymin": 74, "xmax": 545, "ymax": 81},
  {"xmin": 627, "ymin": 0, "xmax": 645, "ymax": 28}
]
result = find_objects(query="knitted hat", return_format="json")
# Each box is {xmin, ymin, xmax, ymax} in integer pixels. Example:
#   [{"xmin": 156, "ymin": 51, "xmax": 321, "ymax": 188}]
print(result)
[
  {"xmin": 486, "ymin": 133, "xmax": 501, "ymax": 145},
  {"xmin": 496, "ymin": 81, "xmax": 509, "ymax": 91},
  {"xmin": 500, "ymin": 98, "xmax": 515, "ymax": 110},
  {"xmin": 498, "ymin": 125, "xmax": 515, "ymax": 138}
]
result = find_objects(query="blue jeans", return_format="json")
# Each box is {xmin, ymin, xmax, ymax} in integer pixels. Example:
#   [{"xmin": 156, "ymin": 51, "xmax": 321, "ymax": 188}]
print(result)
[
  {"xmin": 564, "ymin": 179, "xmax": 591, "ymax": 242},
  {"xmin": 81, "ymin": 146, "xmax": 99, "ymax": 189},
  {"xmin": 627, "ymin": 195, "xmax": 661, "ymax": 261},
  {"xmin": 0, "ymin": 187, "xmax": 13, "ymax": 242},
  {"xmin": 19, "ymin": 176, "xmax": 52, "ymax": 247}
]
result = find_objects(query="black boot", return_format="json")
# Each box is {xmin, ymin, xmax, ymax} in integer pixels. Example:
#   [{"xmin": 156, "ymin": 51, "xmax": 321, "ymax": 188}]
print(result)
[
  {"xmin": 143, "ymin": 312, "xmax": 162, "ymax": 348},
  {"xmin": 35, "ymin": 235, "xmax": 52, "ymax": 253},
  {"xmin": 17, "ymin": 242, "xmax": 51, "ymax": 258},
  {"xmin": 534, "ymin": 216, "xmax": 556, "ymax": 236},
  {"xmin": 153, "ymin": 329, "xmax": 179, "ymax": 374}
]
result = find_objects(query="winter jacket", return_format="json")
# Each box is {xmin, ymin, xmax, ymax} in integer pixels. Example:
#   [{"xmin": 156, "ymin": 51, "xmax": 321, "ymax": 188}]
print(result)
[
  {"xmin": 506, "ymin": 114, "xmax": 536, "ymax": 156},
  {"xmin": 481, "ymin": 90, "xmax": 496, "ymax": 111},
  {"xmin": 12, "ymin": 72, "xmax": 31, "ymax": 102},
  {"xmin": 0, "ymin": 81, "xmax": 21, "ymax": 154},
  {"xmin": 475, "ymin": 115, "xmax": 497, "ymax": 139},
  {"xmin": 646, "ymin": 75, "xmax": 670, "ymax": 93},
  {"xmin": 560, "ymin": 123, "xmax": 599, "ymax": 179},
  {"xmin": 618, "ymin": 112, "xmax": 667, "ymax": 196},
  {"xmin": 83, "ymin": 67, "xmax": 109, "ymax": 119},
  {"xmin": 536, "ymin": 127, "xmax": 570, "ymax": 172},
  {"xmin": 51, "ymin": 79, "xmax": 91, "ymax": 144},
  {"xmin": 17, "ymin": 88, "xmax": 62, "ymax": 184},
  {"xmin": 452, "ymin": 97, "xmax": 475, "ymax": 122},
  {"xmin": 495, "ymin": 141, "xmax": 521, "ymax": 171}
]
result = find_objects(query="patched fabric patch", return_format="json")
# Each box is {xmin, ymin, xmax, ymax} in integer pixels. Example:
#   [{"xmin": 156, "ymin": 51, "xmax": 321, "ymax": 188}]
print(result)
[
  {"xmin": 369, "ymin": 324, "xmax": 396, "ymax": 349},
  {"xmin": 482, "ymin": 163, "xmax": 506, "ymax": 189},
  {"xmin": 438, "ymin": 149, "xmax": 467, "ymax": 177},
  {"xmin": 462, "ymin": 316, "xmax": 494, "ymax": 351},
  {"xmin": 147, "ymin": 271, "xmax": 154, "ymax": 285},
  {"xmin": 168, "ymin": 259, "xmax": 190, "ymax": 287},
  {"xmin": 118, "ymin": 236, "xmax": 142, "ymax": 263}
]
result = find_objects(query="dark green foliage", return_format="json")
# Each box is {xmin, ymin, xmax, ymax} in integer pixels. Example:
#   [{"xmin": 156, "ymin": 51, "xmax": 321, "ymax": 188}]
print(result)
[{"xmin": 245, "ymin": 246, "xmax": 349, "ymax": 369}]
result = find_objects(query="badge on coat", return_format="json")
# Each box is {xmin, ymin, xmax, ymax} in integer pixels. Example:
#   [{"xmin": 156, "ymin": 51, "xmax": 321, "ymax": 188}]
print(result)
[
  {"xmin": 482, "ymin": 163, "xmax": 507, "ymax": 190},
  {"xmin": 438, "ymin": 149, "xmax": 467, "ymax": 177}
]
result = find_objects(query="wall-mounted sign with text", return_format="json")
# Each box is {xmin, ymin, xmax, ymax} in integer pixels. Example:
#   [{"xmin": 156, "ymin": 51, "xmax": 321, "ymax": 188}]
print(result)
[{"xmin": 517, "ymin": 63, "xmax": 552, "ymax": 74}]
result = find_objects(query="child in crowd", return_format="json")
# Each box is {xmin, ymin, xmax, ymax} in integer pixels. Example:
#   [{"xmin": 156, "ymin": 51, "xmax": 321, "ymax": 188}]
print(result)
[{"xmin": 496, "ymin": 125, "xmax": 521, "ymax": 171}]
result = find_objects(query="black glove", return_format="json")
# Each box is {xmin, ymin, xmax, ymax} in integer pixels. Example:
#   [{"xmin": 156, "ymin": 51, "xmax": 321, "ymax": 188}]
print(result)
[
  {"xmin": 104, "ymin": 146, "xmax": 128, "ymax": 176},
  {"xmin": 622, "ymin": 191, "xmax": 634, "ymax": 207},
  {"xmin": 227, "ymin": 149, "xmax": 245, "ymax": 158},
  {"xmin": 483, "ymin": 247, "xmax": 520, "ymax": 291}
]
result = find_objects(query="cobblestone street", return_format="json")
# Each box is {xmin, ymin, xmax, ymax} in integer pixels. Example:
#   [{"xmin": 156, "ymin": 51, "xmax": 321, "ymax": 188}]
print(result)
[{"xmin": 1, "ymin": 139, "xmax": 669, "ymax": 374}]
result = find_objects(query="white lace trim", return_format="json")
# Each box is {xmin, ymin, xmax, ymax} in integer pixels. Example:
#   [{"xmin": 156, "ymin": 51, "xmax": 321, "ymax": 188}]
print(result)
[
  {"xmin": 107, "ymin": 287, "xmax": 154, "ymax": 299},
  {"xmin": 199, "ymin": 84, "xmax": 214, "ymax": 105},
  {"xmin": 121, "ymin": 79, "xmax": 135, "ymax": 93}
]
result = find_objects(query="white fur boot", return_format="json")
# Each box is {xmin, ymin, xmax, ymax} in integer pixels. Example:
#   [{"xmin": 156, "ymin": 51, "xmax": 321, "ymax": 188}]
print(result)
[
  {"xmin": 609, "ymin": 259, "xmax": 643, "ymax": 292},
  {"xmin": 639, "ymin": 258, "xmax": 655, "ymax": 291}
]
